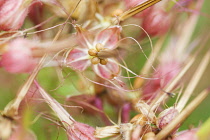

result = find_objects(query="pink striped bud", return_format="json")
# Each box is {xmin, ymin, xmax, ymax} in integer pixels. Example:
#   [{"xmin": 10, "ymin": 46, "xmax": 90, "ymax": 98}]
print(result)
[
  {"xmin": 67, "ymin": 122, "xmax": 98, "ymax": 140},
  {"xmin": 0, "ymin": 0, "xmax": 32, "ymax": 31},
  {"xmin": 141, "ymin": 9, "xmax": 171, "ymax": 36},
  {"xmin": 1, "ymin": 38, "xmax": 37, "ymax": 73},
  {"xmin": 157, "ymin": 107, "xmax": 179, "ymax": 130}
]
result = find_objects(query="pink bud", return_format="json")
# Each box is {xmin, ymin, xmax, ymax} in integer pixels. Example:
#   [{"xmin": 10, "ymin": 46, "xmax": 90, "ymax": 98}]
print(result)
[
  {"xmin": 0, "ymin": 0, "xmax": 31, "ymax": 31},
  {"xmin": 157, "ymin": 107, "xmax": 179, "ymax": 130},
  {"xmin": 173, "ymin": 129, "xmax": 198, "ymax": 140},
  {"xmin": 67, "ymin": 122, "xmax": 98, "ymax": 140},
  {"xmin": 9, "ymin": 126, "xmax": 36, "ymax": 140},
  {"xmin": 121, "ymin": 103, "xmax": 131, "ymax": 123},
  {"xmin": 1, "ymin": 38, "xmax": 37, "ymax": 73},
  {"xmin": 28, "ymin": 1, "xmax": 43, "ymax": 30},
  {"xmin": 141, "ymin": 9, "xmax": 171, "ymax": 36}
]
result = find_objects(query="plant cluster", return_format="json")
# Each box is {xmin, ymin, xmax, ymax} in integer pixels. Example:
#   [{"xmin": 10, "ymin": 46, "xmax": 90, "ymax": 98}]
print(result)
[{"xmin": 0, "ymin": 0, "xmax": 209, "ymax": 140}]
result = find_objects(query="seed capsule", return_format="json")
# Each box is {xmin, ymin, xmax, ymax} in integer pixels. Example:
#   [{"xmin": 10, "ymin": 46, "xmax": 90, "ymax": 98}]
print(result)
[
  {"xmin": 91, "ymin": 57, "xmax": 100, "ymax": 64},
  {"xmin": 88, "ymin": 49, "xmax": 97, "ymax": 56},
  {"xmin": 100, "ymin": 59, "xmax": 108, "ymax": 65},
  {"xmin": 96, "ymin": 43, "xmax": 104, "ymax": 52}
]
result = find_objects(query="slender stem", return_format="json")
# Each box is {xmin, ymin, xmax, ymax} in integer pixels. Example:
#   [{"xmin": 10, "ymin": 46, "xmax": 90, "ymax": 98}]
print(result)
[
  {"xmin": 176, "ymin": 51, "xmax": 210, "ymax": 111},
  {"xmin": 34, "ymin": 81, "xmax": 74, "ymax": 127},
  {"xmin": 133, "ymin": 36, "xmax": 165, "ymax": 89},
  {"xmin": 150, "ymin": 56, "xmax": 195, "ymax": 111},
  {"xmin": 118, "ymin": 0, "xmax": 162, "ymax": 22}
]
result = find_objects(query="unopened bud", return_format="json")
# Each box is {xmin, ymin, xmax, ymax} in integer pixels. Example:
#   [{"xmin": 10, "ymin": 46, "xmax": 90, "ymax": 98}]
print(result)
[
  {"xmin": 68, "ymin": 122, "xmax": 97, "ymax": 140},
  {"xmin": 0, "ymin": 0, "xmax": 31, "ymax": 31},
  {"xmin": 157, "ymin": 107, "xmax": 179, "ymax": 130},
  {"xmin": 1, "ymin": 38, "xmax": 36, "ymax": 73},
  {"xmin": 141, "ymin": 10, "xmax": 171, "ymax": 37}
]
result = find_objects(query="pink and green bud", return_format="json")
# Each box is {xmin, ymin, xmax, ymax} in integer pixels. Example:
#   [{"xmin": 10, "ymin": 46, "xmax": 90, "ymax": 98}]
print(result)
[
  {"xmin": 157, "ymin": 107, "xmax": 179, "ymax": 130},
  {"xmin": 0, "ymin": 0, "xmax": 33, "ymax": 31},
  {"xmin": 67, "ymin": 122, "xmax": 98, "ymax": 140},
  {"xmin": 0, "ymin": 38, "xmax": 37, "ymax": 73},
  {"xmin": 141, "ymin": 9, "xmax": 171, "ymax": 37}
]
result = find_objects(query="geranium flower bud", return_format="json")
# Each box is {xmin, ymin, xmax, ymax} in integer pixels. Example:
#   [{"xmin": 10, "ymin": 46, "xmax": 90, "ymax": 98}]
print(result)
[
  {"xmin": 141, "ymin": 9, "xmax": 171, "ymax": 36},
  {"xmin": 9, "ymin": 126, "xmax": 36, "ymax": 140},
  {"xmin": 0, "ymin": 0, "xmax": 32, "ymax": 31},
  {"xmin": 157, "ymin": 107, "xmax": 179, "ymax": 130},
  {"xmin": 1, "ymin": 38, "xmax": 37, "ymax": 73},
  {"xmin": 68, "ymin": 122, "xmax": 97, "ymax": 140}
]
